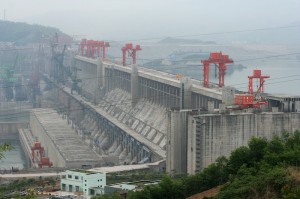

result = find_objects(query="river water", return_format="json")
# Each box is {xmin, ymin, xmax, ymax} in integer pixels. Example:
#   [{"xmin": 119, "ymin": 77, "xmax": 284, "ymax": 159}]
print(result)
[
  {"xmin": 0, "ymin": 139, "xmax": 27, "ymax": 171},
  {"xmin": 142, "ymin": 43, "xmax": 300, "ymax": 96}
]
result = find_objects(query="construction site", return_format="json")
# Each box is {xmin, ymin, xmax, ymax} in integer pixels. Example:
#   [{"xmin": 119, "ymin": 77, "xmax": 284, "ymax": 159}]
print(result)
[{"xmin": 0, "ymin": 35, "xmax": 300, "ymax": 175}]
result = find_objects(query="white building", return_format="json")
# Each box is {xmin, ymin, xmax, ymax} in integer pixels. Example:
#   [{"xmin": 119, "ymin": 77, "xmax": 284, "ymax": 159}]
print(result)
[{"xmin": 61, "ymin": 169, "xmax": 106, "ymax": 196}]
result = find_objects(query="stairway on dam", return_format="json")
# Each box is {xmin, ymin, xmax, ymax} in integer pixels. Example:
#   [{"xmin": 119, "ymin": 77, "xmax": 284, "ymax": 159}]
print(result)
[
  {"xmin": 98, "ymin": 88, "xmax": 167, "ymax": 149},
  {"xmin": 60, "ymin": 87, "xmax": 168, "ymax": 165}
]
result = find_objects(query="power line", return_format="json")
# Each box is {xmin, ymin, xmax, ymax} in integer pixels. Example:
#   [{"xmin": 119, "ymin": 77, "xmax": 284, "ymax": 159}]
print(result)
[
  {"xmin": 234, "ymin": 78, "xmax": 300, "ymax": 90},
  {"xmin": 235, "ymin": 53, "xmax": 300, "ymax": 62},
  {"xmin": 110, "ymin": 25, "xmax": 300, "ymax": 42},
  {"xmin": 227, "ymin": 74, "xmax": 300, "ymax": 87},
  {"xmin": 0, "ymin": 48, "xmax": 34, "ymax": 52}
]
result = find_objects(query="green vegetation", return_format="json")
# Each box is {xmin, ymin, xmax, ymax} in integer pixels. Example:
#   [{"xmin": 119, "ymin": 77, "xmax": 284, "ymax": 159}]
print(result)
[
  {"xmin": 70, "ymin": 169, "xmax": 96, "ymax": 174},
  {"xmin": 0, "ymin": 177, "xmax": 59, "ymax": 198},
  {"xmin": 107, "ymin": 171, "xmax": 164, "ymax": 185},
  {"xmin": 0, "ymin": 178, "xmax": 37, "ymax": 198},
  {"xmin": 0, "ymin": 142, "xmax": 12, "ymax": 159},
  {"xmin": 93, "ymin": 131, "xmax": 300, "ymax": 199},
  {"xmin": 0, "ymin": 20, "xmax": 70, "ymax": 45}
]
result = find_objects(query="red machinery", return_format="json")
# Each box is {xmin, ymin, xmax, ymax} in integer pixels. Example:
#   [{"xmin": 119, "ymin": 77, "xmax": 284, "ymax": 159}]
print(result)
[
  {"xmin": 86, "ymin": 40, "xmax": 97, "ymax": 58},
  {"xmin": 31, "ymin": 141, "xmax": 53, "ymax": 168},
  {"xmin": 201, "ymin": 52, "xmax": 234, "ymax": 88},
  {"xmin": 121, "ymin": 43, "xmax": 142, "ymax": 66},
  {"xmin": 248, "ymin": 69, "xmax": 270, "ymax": 94},
  {"xmin": 80, "ymin": 39, "xmax": 87, "ymax": 56},
  {"xmin": 38, "ymin": 157, "xmax": 53, "ymax": 168},
  {"xmin": 235, "ymin": 69, "xmax": 270, "ymax": 109},
  {"xmin": 79, "ymin": 39, "xmax": 110, "ymax": 59},
  {"xmin": 97, "ymin": 41, "xmax": 110, "ymax": 59}
]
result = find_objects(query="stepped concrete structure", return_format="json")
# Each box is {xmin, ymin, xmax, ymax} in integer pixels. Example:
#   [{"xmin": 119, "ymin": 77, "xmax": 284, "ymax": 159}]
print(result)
[
  {"xmin": 20, "ymin": 109, "xmax": 104, "ymax": 168},
  {"xmin": 30, "ymin": 54, "xmax": 300, "ymax": 173}
]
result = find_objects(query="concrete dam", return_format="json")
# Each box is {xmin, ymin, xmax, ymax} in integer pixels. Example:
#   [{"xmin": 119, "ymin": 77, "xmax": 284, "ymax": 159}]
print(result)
[{"xmin": 16, "ymin": 52, "xmax": 300, "ymax": 172}]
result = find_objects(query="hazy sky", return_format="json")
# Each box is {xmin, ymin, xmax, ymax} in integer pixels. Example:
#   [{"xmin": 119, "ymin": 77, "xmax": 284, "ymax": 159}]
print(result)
[{"xmin": 1, "ymin": 0, "xmax": 300, "ymax": 41}]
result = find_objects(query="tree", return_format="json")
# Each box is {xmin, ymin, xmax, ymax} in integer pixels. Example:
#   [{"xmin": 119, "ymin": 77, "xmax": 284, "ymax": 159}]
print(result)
[
  {"xmin": 227, "ymin": 146, "xmax": 251, "ymax": 174},
  {"xmin": 0, "ymin": 142, "xmax": 12, "ymax": 159},
  {"xmin": 248, "ymin": 137, "xmax": 268, "ymax": 162},
  {"xmin": 91, "ymin": 193, "xmax": 122, "ymax": 199}
]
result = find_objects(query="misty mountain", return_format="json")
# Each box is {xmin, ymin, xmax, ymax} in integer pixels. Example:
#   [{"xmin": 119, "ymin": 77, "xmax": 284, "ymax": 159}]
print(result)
[{"xmin": 0, "ymin": 20, "xmax": 71, "ymax": 45}]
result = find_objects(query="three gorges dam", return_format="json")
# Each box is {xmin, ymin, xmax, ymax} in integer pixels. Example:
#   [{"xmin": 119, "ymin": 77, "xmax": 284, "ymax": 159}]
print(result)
[{"xmin": 1, "ymin": 39, "xmax": 300, "ymax": 175}]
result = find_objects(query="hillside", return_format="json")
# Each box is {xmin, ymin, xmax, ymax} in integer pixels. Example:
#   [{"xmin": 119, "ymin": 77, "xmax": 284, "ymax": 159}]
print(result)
[{"xmin": 0, "ymin": 20, "xmax": 71, "ymax": 45}]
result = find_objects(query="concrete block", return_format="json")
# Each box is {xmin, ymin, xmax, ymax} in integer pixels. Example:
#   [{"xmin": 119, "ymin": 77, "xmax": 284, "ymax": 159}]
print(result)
[
  {"xmin": 122, "ymin": 114, "xmax": 130, "ymax": 124},
  {"xmin": 141, "ymin": 126, "xmax": 151, "ymax": 136},
  {"xmin": 126, "ymin": 117, "xmax": 134, "ymax": 126},
  {"xmin": 222, "ymin": 86, "xmax": 235, "ymax": 106},
  {"xmin": 153, "ymin": 133, "xmax": 163, "ymax": 144},
  {"xmin": 207, "ymin": 101, "xmax": 214, "ymax": 112},
  {"xmin": 118, "ymin": 112, "xmax": 126, "ymax": 121},
  {"xmin": 146, "ymin": 129, "xmax": 157, "ymax": 140},
  {"xmin": 132, "ymin": 119, "xmax": 140, "ymax": 130},
  {"xmin": 295, "ymin": 101, "xmax": 300, "ymax": 112},
  {"xmin": 136, "ymin": 123, "xmax": 145, "ymax": 134},
  {"xmin": 159, "ymin": 137, "xmax": 166, "ymax": 149}
]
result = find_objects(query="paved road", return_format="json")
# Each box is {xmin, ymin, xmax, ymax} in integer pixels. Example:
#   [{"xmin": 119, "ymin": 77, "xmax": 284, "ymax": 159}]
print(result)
[{"xmin": 0, "ymin": 172, "xmax": 64, "ymax": 179}]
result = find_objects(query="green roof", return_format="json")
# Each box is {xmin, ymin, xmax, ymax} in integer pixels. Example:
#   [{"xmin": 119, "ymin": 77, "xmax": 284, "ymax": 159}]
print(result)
[{"xmin": 69, "ymin": 169, "xmax": 96, "ymax": 174}]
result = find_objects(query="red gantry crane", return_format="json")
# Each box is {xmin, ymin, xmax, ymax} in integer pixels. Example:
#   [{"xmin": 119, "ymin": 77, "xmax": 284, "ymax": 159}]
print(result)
[
  {"xmin": 201, "ymin": 52, "xmax": 234, "ymax": 88},
  {"xmin": 97, "ymin": 41, "xmax": 110, "ymax": 59},
  {"xmin": 80, "ymin": 39, "xmax": 87, "ymax": 56},
  {"xmin": 79, "ymin": 39, "xmax": 110, "ymax": 59},
  {"xmin": 248, "ymin": 69, "xmax": 270, "ymax": 94},
  {"xmin": 121, "ymin": 43, "xmax": 142, "ymax": 66},
  {"xmin": 234, "ymin": 69, "xmax": 270, "ymax": 109},
  {"xmin": 31, "ymin": 140, "xmax": 53, "ymax": 168}
]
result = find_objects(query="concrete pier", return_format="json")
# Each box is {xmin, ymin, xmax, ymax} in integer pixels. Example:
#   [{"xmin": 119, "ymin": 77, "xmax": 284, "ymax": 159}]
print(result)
[{"xmin": 28, "ymin": 109, "xmax": 104, "ymax": 168}]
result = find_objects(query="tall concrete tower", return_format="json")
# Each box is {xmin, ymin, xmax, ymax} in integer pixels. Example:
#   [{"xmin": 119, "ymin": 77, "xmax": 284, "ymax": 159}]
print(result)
[{"xmin": 166, "ymin": 109, "xmax": 188, "ymax": 174}]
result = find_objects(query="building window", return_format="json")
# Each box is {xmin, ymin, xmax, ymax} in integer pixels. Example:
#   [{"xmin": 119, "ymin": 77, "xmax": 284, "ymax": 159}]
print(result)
[
  {"xmin": 75, "ymin": 176, "xmax": 79, "ymax": 180},
  {"xmin": 75, "ymin": 186, "xmax": 80, "ymax": 192},
  {"xmin": 62, "ymin": 184, "xmax": 66, "ymax": 191},
  {"xmin": 69, "ymin": 185, "xmax": 73, "ymax": 192},
  {"xmin": 90, "ymin": 189, "xmax": 95, "ymax": 195},
  {"xmin": 68, "ymin": 175, "xmax": 72, "ymax": 179},
  {"xmin": 85, "ymin": 184, "xmax": 87, "ymax": 186}
]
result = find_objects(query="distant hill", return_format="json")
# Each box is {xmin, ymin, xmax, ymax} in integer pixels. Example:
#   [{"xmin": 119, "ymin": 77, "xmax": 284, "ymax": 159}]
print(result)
[
  {"xmin": 159, "ymin": 37, "xmax": 216, "ymax": 44},
  {"xmin": 0, "ymin": 20, "xmax": 72, "ymax": 45}
]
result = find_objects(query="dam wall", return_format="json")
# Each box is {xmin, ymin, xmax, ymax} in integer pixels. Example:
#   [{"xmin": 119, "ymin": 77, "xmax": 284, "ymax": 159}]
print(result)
[
  {"xmin": 0, "ymin": 122, "xmax": 28, "ymax": 140},
  {"xmin": 187, "ymin": 112, "xmax": 300, "ymax": 174}
]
